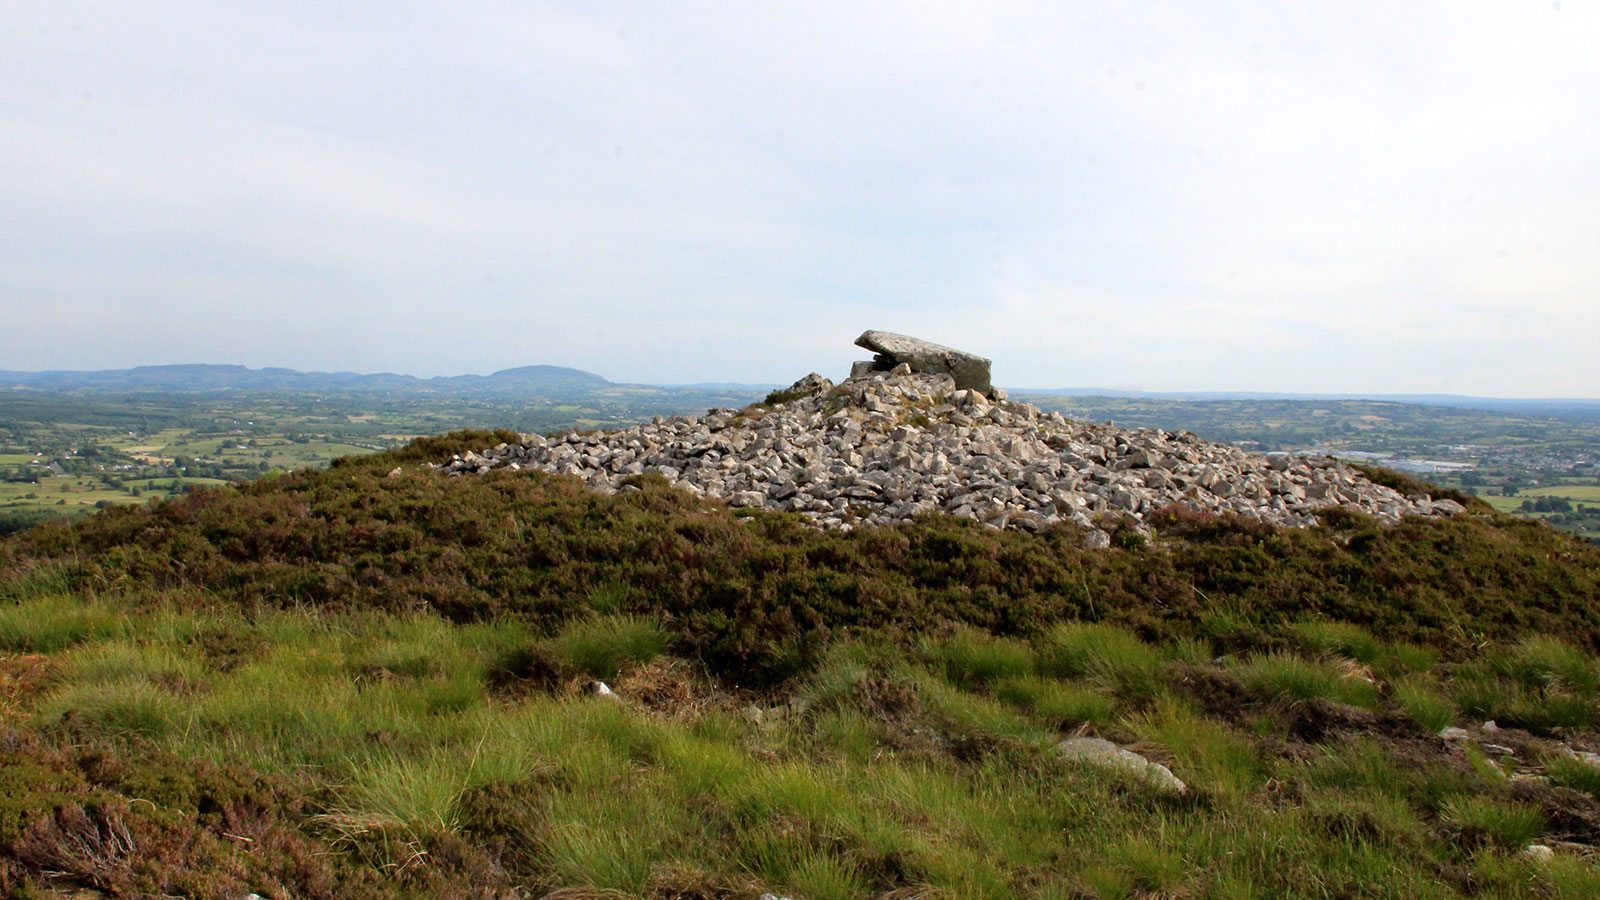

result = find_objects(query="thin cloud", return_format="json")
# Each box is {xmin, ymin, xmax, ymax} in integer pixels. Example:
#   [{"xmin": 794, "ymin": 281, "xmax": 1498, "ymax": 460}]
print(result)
[{"xmin": 1, "ymin": 2, "xmax": 1595, "ymax": 394}]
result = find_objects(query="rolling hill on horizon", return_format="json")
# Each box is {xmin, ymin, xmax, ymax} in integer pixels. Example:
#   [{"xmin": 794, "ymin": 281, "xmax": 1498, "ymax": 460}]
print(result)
[
  {"xmin": 4, "ymin": 363, "xmax": 1595, "ymax": 414},
  {"xmin": 0, "ymin": 363, "xmax": 616, "ymax": 397},
  {"xmin": 1024, "ymin": 387, "xmax": 1600, "ymax": 420}
]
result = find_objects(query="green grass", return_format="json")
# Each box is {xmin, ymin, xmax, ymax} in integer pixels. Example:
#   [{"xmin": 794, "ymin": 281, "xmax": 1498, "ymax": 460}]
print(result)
[
  {"xmin": 1493, "ymin": 635, "xmax": 1599, "ymax": 694},
  {"xmin": 1451, "ymin": 640, "xmax": 1600, "ymax": 732},
  {"xmin": 0, "ymin": 591, "xmax": 139, "ymax": 653},
  {"xmin": 1125, "ymin": 697, "xmax": 1263, "ymax": 799},
  {"xmin": 1036, "ymin": 622, "xmax": 1167, "ymax": 701},
  {"xmin": 1543, "ymin": 753, "xmax": 1600, "ymax": 800},
  {"xmin": 1439, "ymin": 794, "xmax": 1546, "ymax": 849},
  {"xmin": 992, "ymin": 675, "xmax": 1117, "ymax": 727},
  {"xmin": 1232, "ymin": 652, "xmax": 1380, "ymax": 709},
  {"xmin": 3, "ymin": 592, "xmax": 1593, "ymax": 899},
  {"xmin": 1391, "ymin": 675, "xmax": 1457, "ymax": 732},
  {"xmin": 1290, "ymin": 618, "xmax": 1385, "ymax": 665},
  {"xmin": 1521, "ymin": 485, "xmax": 1600, "ymax": 502},
  {"xmin": 548, "ymin": 613, "xmax": 670, "ymax": 680},
  {"xmin": 922, "ymin": 627, "xmax": 1035, "ymax": 689}
]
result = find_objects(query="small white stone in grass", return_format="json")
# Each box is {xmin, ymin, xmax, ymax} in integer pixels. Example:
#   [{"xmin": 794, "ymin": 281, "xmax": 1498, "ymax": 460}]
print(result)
[
  {"xmin": 1058, "ymin": 737, "xmax": 1187, "ymax": 793},
  {"xmin": 587, "ymin": 680, "xmax": 616, "ymax": 698},
  {"xmin": 1439, "ymin": 726, "xmax": 1470, "ymax": 741},
  {"xmin": 1524, "ymin": 845, "xmax": 1555, "ymax": 862},
  {"xmin": 1482, "ymin": 720, "xmax": 1501, "ymax": 732}
]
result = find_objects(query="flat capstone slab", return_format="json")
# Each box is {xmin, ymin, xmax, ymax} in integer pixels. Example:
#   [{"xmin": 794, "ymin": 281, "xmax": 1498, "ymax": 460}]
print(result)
[{"xmin": 854, "ymin": 330, "xmax": 993, "ymax": 396}]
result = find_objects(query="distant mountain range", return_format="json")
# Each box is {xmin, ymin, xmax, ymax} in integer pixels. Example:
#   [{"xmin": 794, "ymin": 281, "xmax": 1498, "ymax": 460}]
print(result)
[
  {"xmin": 1019, "ymin": 388, "xmax": 1600, "ymax": 419},
  {"xmin": 0, "ymin": 363, "xmax": 755, "ymax": 399}
]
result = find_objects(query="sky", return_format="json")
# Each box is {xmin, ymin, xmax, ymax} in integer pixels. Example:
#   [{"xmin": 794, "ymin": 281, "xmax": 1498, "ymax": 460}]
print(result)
[{"xmin": 2, "ymin": 2, "xmax": 1597, "ymax": 395}]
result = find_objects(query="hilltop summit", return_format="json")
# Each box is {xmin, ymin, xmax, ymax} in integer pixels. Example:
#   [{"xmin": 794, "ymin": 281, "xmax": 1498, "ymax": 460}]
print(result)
[{"xmin": 438, "ymin": 334, "xmax": 1461, "ymax": 538}]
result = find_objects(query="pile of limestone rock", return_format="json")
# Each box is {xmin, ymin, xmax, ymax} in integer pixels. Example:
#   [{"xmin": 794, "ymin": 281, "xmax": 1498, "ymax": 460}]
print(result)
[{"xmin": 432, "ymin": 331, "xmax": 1464, "ymax": 543}]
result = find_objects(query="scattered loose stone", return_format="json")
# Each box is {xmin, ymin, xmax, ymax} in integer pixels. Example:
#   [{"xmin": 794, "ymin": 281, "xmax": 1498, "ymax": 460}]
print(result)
[
  {"xmin": 1524, "ymin": 844, "xmax": 1555, "ymax": 862},
  {"xmin": 1440, "ymin": 727, "xmax": 1471, "ymax": 741},
  {"xmin": 1562, "ymin": 747, "xmax": 1600, "ymax": 768},
  {"xmin": 1057, "ymin": 737, "xmax": 1187, "ymax": 793},
  {"xmin": 433, "ymin": 354, "xmax": 1467, "ymax": 536},
  {"xmin": 1082, "ymin": 528, "xmax": 1112, "ymax": 549},
  {"xmin": 587, "ymin": 680, "xmax": 617, "ymax": 699}
]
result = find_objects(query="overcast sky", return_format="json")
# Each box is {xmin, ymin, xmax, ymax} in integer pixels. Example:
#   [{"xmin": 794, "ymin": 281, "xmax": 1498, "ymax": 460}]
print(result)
[{"xmin": 3, "ymin": 2, "xmax": 1596, "ymax": 395}]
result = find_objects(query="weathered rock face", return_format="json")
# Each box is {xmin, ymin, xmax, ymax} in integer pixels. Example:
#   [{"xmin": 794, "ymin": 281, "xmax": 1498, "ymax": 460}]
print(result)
[
  {"xmin": 854, "ymin": 330, "xmax": 993, "ymax": 396},
  {"xmin": 433, "ymin": 365, "xmax": 1466, "ymax": 540}
]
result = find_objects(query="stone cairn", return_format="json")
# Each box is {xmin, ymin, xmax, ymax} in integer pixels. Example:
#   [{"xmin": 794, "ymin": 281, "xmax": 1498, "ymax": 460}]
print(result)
[{"xmin": 433, "ymin": 331, "xmax": 1465, "ymax": 544}]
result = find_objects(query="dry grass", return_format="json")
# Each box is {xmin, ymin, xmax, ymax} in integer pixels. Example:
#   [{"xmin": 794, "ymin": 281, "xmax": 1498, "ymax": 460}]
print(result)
[{"xmin": 0, "ymin": 653, "xmax": 50, "ymax": 720}]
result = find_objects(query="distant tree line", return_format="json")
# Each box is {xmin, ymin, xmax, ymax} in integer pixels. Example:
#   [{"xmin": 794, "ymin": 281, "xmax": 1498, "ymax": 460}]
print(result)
[{"xmin": 1521, "ymin": 497, "xmax": 1578, "ymax": 513}]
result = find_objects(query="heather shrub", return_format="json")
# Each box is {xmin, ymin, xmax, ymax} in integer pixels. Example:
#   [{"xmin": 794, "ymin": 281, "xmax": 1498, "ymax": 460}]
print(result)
[{"xmin": 6, "ymin": 436, "xmax": 1600, "ymax": 685}]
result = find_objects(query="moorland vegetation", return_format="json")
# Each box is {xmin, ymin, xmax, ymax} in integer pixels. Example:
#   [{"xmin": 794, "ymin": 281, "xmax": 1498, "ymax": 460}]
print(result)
[{"xmin": 2, "ymin": 431, "xmax": 1600, "ymax": 898}]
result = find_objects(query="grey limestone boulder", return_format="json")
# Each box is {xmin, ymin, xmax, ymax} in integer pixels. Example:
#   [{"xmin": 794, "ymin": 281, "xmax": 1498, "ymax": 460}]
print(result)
[
  {"xmin": 777, "ymin": 372, "xmax": 833, "ymax": 400},
  {"xmin": 854, "ymin": 330, "xmax": 993, "ymax": 396}
]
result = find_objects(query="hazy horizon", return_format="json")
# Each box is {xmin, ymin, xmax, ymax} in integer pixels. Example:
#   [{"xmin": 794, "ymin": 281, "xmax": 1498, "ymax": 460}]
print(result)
[
  {"xmin": 4, "ymin": 3, "xmax": 1597, "ymax": 396},
  {"xmin": 6, "ymin": 358, "xmax": 1600, "ymax": 402}
]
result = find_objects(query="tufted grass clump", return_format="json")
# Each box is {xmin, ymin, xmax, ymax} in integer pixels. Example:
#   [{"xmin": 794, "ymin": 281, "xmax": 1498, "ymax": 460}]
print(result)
[
  {"xmin": 909, "ymin": 668, "xmax": 1051, "ymax": 743},
  {"xmin": 1232, "ymin": 652, "xmax": 1379, "ymax": 709},
  {"xmin": 0, "ymin": 562, "xmax": 75, "ymax": 605},
  {"xmin": 1451, "ymin": 660, "xmax": 1599, "ymax": 732},
  {"xmin": 1438, "ymin": 794, "xmax": 1546, "ymax": 849},
  {"xmin": 1126, "ymin": 697, "xmax": 1264, "ymax": 800},
  {"xmin": 1543, "ymin": 753, "xmax": 1600, "ymax": 800},
  {"xmin": 1289, "ymin": 618, "xmax": 1439, "ymax": 678},
  {"xmin": 0, "ymin": 592, "xmax": 132, "ymax": 653},
  {"xmin": 1082, "ymin": 838, "xmax": 1189, "ymax": 899},
  {"xmin": 1391, "ymin": 675, "xmax": 1457, "ymax": 733},
  {"xmin": 992, "ymin": 675, "xmax": 1117, "ymax": 728},
  {"xmin": 1036, "ymin": 622, "xmax": 1166, "ymax": 701},
  {"xmin": 1290, "ymin": 618, "xmax": 1385, "ymax": 665},
  {"xmin": 1492, "ymin": 636, "xmax": 1599, "ymax": 695},
  {"xmin": 922, "ymin": 627, "xmax": 1034, "ymax": 689},
  {"xmin": 549, "ymin": 613, "xmax": 670, "ymax": 680}
]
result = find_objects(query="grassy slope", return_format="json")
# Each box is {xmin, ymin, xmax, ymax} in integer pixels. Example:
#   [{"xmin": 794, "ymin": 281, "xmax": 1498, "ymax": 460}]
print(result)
[{"xmin": 3, "ymin": 431, "xmax": 1600, "ymax": 898}]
